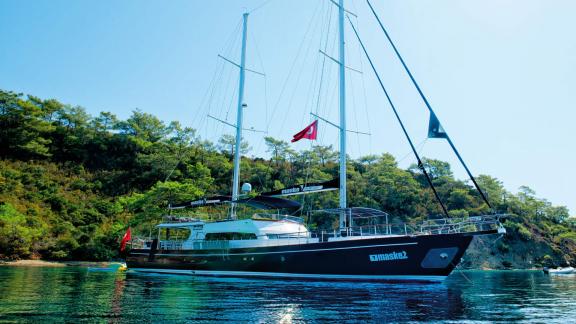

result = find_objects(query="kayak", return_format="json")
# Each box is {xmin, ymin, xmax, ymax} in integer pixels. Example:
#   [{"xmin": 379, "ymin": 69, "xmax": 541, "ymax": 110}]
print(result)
[{"xmin": 544, "ymin": 266, "xmax": 574, "ymax": 275}]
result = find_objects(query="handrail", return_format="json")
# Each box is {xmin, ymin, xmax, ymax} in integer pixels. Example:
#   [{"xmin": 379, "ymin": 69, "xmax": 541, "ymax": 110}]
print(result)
[
  {"xmin": 130, "ymin": 214, "xmax": 505, "ymax": 250},
  {"xmin": 252, "ymin": 213, "xmax": 305, "ymax": 224}
]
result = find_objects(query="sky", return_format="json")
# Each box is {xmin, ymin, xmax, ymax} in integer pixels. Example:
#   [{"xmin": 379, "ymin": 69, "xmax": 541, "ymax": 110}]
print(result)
[{"xmin": 1, "ymin": 0, "xmax": 575, "ymax": 215}]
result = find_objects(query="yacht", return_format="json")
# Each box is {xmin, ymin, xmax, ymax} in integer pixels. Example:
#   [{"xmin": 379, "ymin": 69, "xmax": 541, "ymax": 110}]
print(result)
[{"xmin": 126, "ymin": 1, "xmax": 506, "ymax": 282}]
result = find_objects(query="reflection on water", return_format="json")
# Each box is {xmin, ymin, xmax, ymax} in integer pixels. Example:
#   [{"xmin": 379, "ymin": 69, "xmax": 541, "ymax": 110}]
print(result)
[{"xmin": 0, "ymin": 267, "xmax": 574, "ymax": 322}]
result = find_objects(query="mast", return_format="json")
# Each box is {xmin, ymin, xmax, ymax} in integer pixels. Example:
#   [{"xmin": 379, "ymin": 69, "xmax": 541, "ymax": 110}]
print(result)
[
  {"xmin": 365, "ymin": 0, "xmax": 492, "ymax": 210},
  {"xmin": 338, "ymin": 0, "xmax": 347, "ymax": 229},
  {"xmin": 231, "ymin": 12, "xmax": 249, "ymax": 219},
  {"xmin": 348, "ymin": 17, "xmax": 450, "ymax": 218}
]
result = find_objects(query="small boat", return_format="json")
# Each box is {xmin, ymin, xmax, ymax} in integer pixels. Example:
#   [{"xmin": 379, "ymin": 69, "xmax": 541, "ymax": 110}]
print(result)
[{"xmin": 544, "ymin": 266, "xmax": 574, "ymax": 275}]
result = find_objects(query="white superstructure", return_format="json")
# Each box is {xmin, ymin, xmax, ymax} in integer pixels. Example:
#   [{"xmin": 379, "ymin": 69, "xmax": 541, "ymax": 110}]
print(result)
[{"xmin": 155, "ymin": 216, "xmax": 317, "ymax": 250}]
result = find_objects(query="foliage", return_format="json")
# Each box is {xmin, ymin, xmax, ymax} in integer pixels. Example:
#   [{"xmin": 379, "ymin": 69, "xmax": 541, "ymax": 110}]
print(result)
[{"xmin": 0, "ymin": 89, "xmax": 574, "ymax": 267}]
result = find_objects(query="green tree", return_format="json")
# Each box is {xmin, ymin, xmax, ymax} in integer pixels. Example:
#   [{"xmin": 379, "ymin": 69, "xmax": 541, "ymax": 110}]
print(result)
[
  {"xmin": 0, "ymin": 91, "xmax": 55, "ymax": 159},
  {"xmin": 117, "ymin": 109, "xmax": 168, "ymax": 143},
  {"xmin": 217, "ymin": 134, "xmax": 251, "ymax": 157}
]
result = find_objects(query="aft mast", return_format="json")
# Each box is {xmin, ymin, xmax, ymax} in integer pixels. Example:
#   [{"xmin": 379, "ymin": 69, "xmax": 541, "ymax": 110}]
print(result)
[
  {"xmin": 338, "ymin": 0, "xmax": 350, "ymax": 230},
  {"xmin": 231, "ymin": 12, "xmax": 249, "ymax": 219},
  {"xmin": 337, "ymin": 0, "xmax": 347, "ymax": 229}
]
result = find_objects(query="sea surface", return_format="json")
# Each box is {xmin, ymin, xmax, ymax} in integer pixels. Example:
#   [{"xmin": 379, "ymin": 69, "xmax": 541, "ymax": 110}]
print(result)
[{"xmin": 0, "ymin": 266, "xmax": 574, "ymax": 323}]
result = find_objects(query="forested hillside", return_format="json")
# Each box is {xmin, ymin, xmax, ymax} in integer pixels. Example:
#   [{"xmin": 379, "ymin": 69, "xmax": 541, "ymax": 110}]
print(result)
[{"xmin": 1, "ymin": 89, "xmax": 574, "ymax": 268}]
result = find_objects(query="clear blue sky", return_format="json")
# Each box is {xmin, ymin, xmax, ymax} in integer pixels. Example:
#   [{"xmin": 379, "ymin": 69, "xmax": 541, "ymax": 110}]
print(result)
[{"xmin": 1, "ymin": 0, "xmax": 574, "ymax": 215}]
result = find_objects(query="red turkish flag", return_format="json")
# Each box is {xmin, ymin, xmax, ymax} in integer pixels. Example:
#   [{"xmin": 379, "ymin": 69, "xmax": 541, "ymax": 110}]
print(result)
[
  {"xmin": 120, "ymin": 227, "xmax": 131, "ymax": 252},
  {"xmin": 291, "ymin": 120, "xmax": 318, "ymax": 143}
]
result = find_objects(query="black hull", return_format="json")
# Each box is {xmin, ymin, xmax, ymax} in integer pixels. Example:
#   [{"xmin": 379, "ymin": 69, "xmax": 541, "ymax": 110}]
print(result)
[{"xmin": 127, "ymin": 232, "xmax": 491, "ymax": 281}]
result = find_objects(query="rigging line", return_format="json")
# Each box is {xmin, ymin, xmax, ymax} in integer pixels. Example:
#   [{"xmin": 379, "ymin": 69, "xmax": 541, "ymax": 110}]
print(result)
[
  {"xmin": 278, "ymin": 2, "xmax": 325, "ymax": 137},
  {"xmin": 218, "ymin": 34, "xmax": 242, "ymax": 140},
  {"xmin": 248, "ymin": 31, "xmax": 270, "ymax": 157},
  {"xmin": 316, "ymin": 81, "xmax": 337, "ymax": 146},
  {"xmin": 249, "ymin": 31, "xmax": 268, "ymax": 126},
  {"xmin": 348, "ymin": 16, "xmax": 449, "ymax": 218},
  {"xmin": 306, "ymin": 32, "xmax": 328, "ymax": 126},
  {"xmin": 316, "ymin": 14, "xmax": 335, "ymax": 123},
  {"xmin": 264, "ymin": 76, "xmax": 269, "ymax": 132},
  {"xmin": 206, "ymin": 60, "xmax": 227, "ymax": 141},
  {"xmin": 366, "ymin": 0, "xmax": 492, "ymax": 210},
  {"xmin": 190, "ymin": 56, "xmax": 221, "ymax": 130},
  {"xmin": 317, "ymin": 3, "xmax": 338, "ymax": 148},
  {"xmin": 302, "ymin": 53, "xmax": 321, "ymax": 128},
  {"xmin": 223, "ymin": 67, "xmax": 240, "ymax": 121},
  {"xmin": 300, "ymin": 4, "xmax": 328, "ymax": 126},
  {"xmin": 267, "ymin": 0, "xmax": 323, "ymax": 132},
  {"xmin": 315, "ymin": 1, "xmax": 334, "ymax": 115},
  {"xmin": 397, "ymin": 138, "xmax": 428, "ymax": 165},
  {"xmin": 218, "ymin": 70, "xmax": 236, "ymax": 137},
  {"xmin": 300, "ymin": 139, "xmax": 316, "ymax": 216},
  {"xmin": 224, "ymin": 76, "xmax": 240, "ymax": 126},
  {"xmin": 210, "ymin": 23, "xmax": 242, "ymax": 142},
  {"xmin": 320, "ymin": 15, "xmax": 339, "ymax": 122},
  {"xmin": 222, "ymin": 30, "xmax": 243, "ymax": 124},
  {"xmin": 302, "ymin": 6, "xmax": 325, "ymax": 131},
  {"xmin": 321, "ymin": 82, "xmax": 339, "ymax": 145},
  {"xmin": 249, "ymin": 0, "xmax": 275, "ymax": 14},
  {"xmin": 352, "ymin": 14, "xmax": 373, "ymax": 156},
  {"xmin": 164, "ymin": 143, "xmax": 188, "ymax": 183},
  {"xmin": 220, "ymin": 20, "xmax": 244, "ymax": 125},
  {"xmin": 206, "ymin": 64, "xmax": 224, "ymax": 126},
  {"xmin": 205, "ymin": 58, "xmax": 225, "ymax": 120},
  {"xmin": 345, "ymin": 43, "xmax": 362, "ymax": 158},
  {"xmin": 307, "ymin": 1, "xmax": 331, "ymax": 121}
]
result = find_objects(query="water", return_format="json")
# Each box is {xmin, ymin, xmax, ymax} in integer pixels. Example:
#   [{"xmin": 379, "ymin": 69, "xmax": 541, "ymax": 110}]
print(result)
[{"xmin": 0, "ymin": 267, "xmax": 574, "ymax": 323}]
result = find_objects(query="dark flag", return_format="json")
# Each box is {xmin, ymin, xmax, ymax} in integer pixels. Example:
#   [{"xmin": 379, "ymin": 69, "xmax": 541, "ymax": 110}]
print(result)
[
  {"xmin": 291, "ymin": 120, "xmax": 318, "ymax": 143},
  {"xmin": 428, "ymin": 112, "xmax": 447, "ymax": 139},
  {"xmin": 120, "ymin": 227, "xmax": 131, "ymax": 252}
]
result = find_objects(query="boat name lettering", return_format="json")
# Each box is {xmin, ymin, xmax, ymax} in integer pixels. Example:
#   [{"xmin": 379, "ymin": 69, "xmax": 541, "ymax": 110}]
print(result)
[
  {"xmin": 281, "ymin": 185, "xmax": 323, "ymax": 195},
  {"xmin": 190, "ymin": 199, "xmax": 221, "ymax": 206},
  {"xmin": 369, "ymin": 251, "xmax": 408, "ymax": 262},
  {"xmin": 190, "ymin": 199, "xmax": 206, "ymax": 206}
]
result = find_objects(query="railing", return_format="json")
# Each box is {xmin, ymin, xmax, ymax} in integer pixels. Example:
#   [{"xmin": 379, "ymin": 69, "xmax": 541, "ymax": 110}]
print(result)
[
  {"xmin": 263, "ymin": 213, "xmax": 505, "ymax": 241},
  {"xmin": 191, "ymin": 240, "xmax": 230, "ymax": 250},
  {"xmin": 419, "ymin": 214, "xmax": 504, "ymax": 235},
  {"xmin": 130, "ymin": 213, "xmax": 505, "ymax": 251},
  {"xmin": 252, "ymin": 213, "xmax": 305, "ymax": 224},
  {"xmin": 159, "ymin": 240, "xmax": 184, "ymax": 250},
  {"xmin": 161, "ymin": 215, "xmax": 205, "ymax": 223},
  {"xmin": 128, "ymin": 238, "xmax": 151, "ymax": 249}
]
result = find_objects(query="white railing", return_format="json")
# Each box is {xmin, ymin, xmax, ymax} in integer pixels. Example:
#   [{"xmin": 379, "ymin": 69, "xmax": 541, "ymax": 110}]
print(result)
[
  {"xmin": 131, "ymin": 213, "xmax": 505, "ymax": 251},
  {"xmin": 159, "ymin": 240, "xmax": 183, "ymax": 250},
  {"xmin": 252, "ymin": 213, "xmax": 305, "ymax": 224}
]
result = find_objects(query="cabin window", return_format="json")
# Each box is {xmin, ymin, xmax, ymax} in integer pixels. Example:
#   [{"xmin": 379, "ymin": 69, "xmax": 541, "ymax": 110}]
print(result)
[
  {"xmin": 158, "ymin": 228, "xmax": 191, "ymax": 241},
  {"xmin": 204, "ymin": 232, "xmax": 257, "ymax": 241}
]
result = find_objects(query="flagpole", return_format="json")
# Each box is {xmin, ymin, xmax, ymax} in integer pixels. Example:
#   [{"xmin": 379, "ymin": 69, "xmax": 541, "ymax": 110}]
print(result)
[{"xmin": 231, "ymin": 12, "xmax": 249, "ymax": 220}]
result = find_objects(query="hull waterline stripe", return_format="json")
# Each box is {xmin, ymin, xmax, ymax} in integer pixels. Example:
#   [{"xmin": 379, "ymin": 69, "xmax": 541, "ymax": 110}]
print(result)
[
  {"xmin": 133, "ymin": 242, "xmax": 418, "ymax": 257},
  {"xmin": 129, "ymin": 268, "xmax": 446, "ymax": 281}
]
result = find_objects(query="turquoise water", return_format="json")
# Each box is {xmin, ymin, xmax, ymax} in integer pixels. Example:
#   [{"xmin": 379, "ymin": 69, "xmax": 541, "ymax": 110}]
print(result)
[{"xmin": 0, "ymin": 267, "xmax": 574, "ymax": 323}]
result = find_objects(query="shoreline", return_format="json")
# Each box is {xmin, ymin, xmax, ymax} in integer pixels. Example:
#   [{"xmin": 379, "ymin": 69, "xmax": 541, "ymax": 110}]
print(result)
[
  {"xmin": 0, "ymin": 260, "xmax": 120, "ymax": 267},
  {"xmin": 0, "ymin": 260, "xmax": 66, "ymax": 267},
  {"xmin": 0, "ymin": 260, "xmax": 543, "ymax": 271}
]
